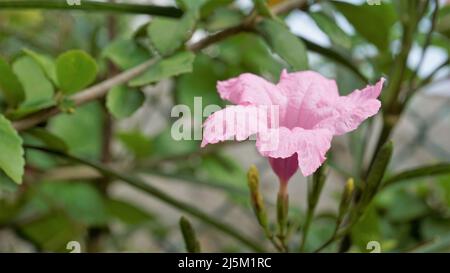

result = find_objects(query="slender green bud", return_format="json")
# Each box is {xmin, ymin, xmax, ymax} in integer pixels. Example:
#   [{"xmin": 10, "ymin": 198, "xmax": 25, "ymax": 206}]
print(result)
[
  {"xmin": 308, "ymin": 164, "xmax": 327, "ymax": 208},
  {"xmin": 248, "ymin": 165, "xmax": 260, "ymax": 193},
  {"xmin": 179, "ymin": 216, "xmax": 201, "ymax": 253},
  {"xmin": 338, "ymin": 178, "xmax": 355, "ymax": 219},
  {"xmin": 247, "ymin": 165, "xmax": 269, "ymax": 233}
]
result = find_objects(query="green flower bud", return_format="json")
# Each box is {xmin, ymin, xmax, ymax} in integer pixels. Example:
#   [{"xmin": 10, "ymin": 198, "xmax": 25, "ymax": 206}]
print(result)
[{"xmin": 247, "ymin": 165, "xmax": 269, "ymax": 234}]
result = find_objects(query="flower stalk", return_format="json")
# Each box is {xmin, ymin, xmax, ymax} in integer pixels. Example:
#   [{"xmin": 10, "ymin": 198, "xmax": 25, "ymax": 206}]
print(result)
[{"xmin": 276, "ymin": 180, "xmax": 289, "ymax": 250}]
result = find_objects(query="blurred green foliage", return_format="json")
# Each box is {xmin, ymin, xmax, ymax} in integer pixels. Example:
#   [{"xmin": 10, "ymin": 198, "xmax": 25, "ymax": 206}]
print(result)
[{"xmin": 0, "ymin": 0, "xmax": 448, "ymax": 253}]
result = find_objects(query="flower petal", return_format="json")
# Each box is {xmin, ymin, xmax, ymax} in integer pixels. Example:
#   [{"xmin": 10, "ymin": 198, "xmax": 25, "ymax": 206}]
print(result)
[
  {"xmin": 201, "ymin": 105, "xmax": 269, "ymax": 147},
  {"xmin": 277, "ymin": 70, "xmax": 339, "ymax": 129},
  {"xmin": 256, "ymin": 127, "xmax": 332, "ymax": 176},
  {"xmin": 217, "ymin": 73, "xmax": 286, "ymax": 106},
  {"xmin": 277, "ymin": 69, "xmax": 339, "ymax": 97},
  {"xmin": 314, "ymin": 78, "xmax": 385, "ymax": 135}
]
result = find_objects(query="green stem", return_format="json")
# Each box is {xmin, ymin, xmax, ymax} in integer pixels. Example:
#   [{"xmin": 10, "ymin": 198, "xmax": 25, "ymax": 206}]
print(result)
[
  {"xmin": 0, "ymin": 0, "xmax": 182, "ymax": 17},
  {"xmin": 299, "ymin": 165, "xmax": 327, "ymax": 252},
  {"xmin": 382, "ymin": 1, "xmax": 419, "ymax": 111},
  {"xmin": 368, "ymin": 1, "xmax": 421, "ymax": 173},
  {"xmin": 275, "ymin": 181, "xmax": 289, "ymax": 252},
  {"xmin": 299, "ymin": 209, "xmax": 313, "ymax": 252},
  {"xmin": 406, "ymin": 58, "xmax": 449, "ymax": 103},
  {"xmin": 407, "ymin": 0, "xmax": 439, "ymax": 91},
  {"xmin": 25, "ymin": 145, "xmax": 265, "ymax": 252},
  {"xmin": 382, "ymin": 163, "xmax": 450, "ymax": 189},
  {"xmin": 418, "ymin": 58, "xmax": 450, "ymax": 88}
]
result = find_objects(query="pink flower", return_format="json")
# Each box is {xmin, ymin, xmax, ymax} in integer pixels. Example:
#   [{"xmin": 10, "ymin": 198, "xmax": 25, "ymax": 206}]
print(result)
[{"xmin": 201, "ymin": 70, "xmax": 385, "ymax": 182}]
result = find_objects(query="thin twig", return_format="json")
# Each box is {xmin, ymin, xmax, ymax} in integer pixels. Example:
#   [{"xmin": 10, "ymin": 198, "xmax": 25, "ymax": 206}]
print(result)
[
  {"xmin": 0, "ymin": 0, "xmax": 183, "ymax": 17},
  {"xmin": 301, "ymin": 37, "xmax": 369, "ymax": 83},
  {"xmin": 13, "ymin": 58, "xmax": 159, "ymax": 131}
]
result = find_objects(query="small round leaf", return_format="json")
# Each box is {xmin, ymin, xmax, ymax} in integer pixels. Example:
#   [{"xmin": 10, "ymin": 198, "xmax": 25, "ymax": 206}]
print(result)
[{"xmin": 56, "ymin": 50, "xmax": 98, "ymax": 94}]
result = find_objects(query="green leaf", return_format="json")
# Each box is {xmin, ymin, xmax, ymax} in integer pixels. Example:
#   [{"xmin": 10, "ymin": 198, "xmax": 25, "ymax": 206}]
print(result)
[
  {"xmin": 380, "ymin": 189, "xmax": 428, "ymax": 222},
  {"xmin": 22, "ymin": 48, "xmax": 58, "ymax": 85},
  {"xmin": 176, "ymin": 54, "xmax": 225, "ymax": 109},
  {"xmin": 176, "ymin": 0, "xmax": 207, "ymax": 12},
  {"xmin": 333, "ymin": 1, "xmax": 396, "ymax": 51},
  {"xmin": 7, "ymin": 100, "xmax": 56, "ymax": 120},
  {"xmin": 351, "ymin": 204, "xmax": 381, "ymax": 252},
  {"xmin": 102, "ymin": 38, "xmax": 152, "ymax": 70},
  {"xmin": 196, "ymin": 153, "xmax": 248, "ymax": 205},
  {"xmin": 383, "ymin": 163, "xmax": 450, "ymax": 188},
  {"xmin": 56, "ymin": 50, "xmax": 98, "ymax": 94},
  {"xmin": 253, "ymin": 0, "xmax": 273, "ymax": 18},
  {"xmin": 200, "ymin": 0, "xmax": 234, "ymax": 18},
  {"xmin": 0, "ymin": 56, "xmax": 25, "ymax": 107},
  {"xmin": 106, "ymin": 85, "xmax": 145, "ymax": 119},
  {"xmin": 180, "ymin": 216, "xmax": 201, "ymax": 253},
  {"xmin": 12, "ymin": 56, "xmax": 54, "ymax": 107},
  {"xmin": 18, "ymin": 213, "xmax": 83, "ymax": 252},
  {"xmin": 129, "ymin": 51, "xmax": 196, "ymax": 87},
  {"xmin": 205, "ymin": 8, "xmax": 243, "ymax": 32},
  {"xmin": 147, "ymin": 11, "xmax": 197, "ymax": 56},
  {"xmin": 217, "ymin": 33, "xmax": 284, "ymax": 77},
  {"xmin": 116, "ymin": 130, "xmax": 152, "ymax": 158},
  {"xmin": 106, "ymin": 198, "xmax": 155, "ymax": 226},
  {"xmin": 257, "ymin": 19, "xmax": 309, "ymax": 70},
  {"xmin": 49, "ymin": 102, "xmax": 103, "ymax": 159},
  {"xmin": 24, "ymin": 181, "xmax": 109, "ymax": 226},
  {"xmin": 0, "ymin": 115, "xmax": 25, "ymax": 184},
  {"xmin": 302, "ymin": 217, "xmax": 337, "ymax": 252},
  {"xmin": 0, "ymin": 171, "xmax": 18, "ymax": 194},
  {"xmin": 22, "ymin": 133, "xmax": 57, "ymax": 170},
  {"xmin": 148, "ymin": 18, "xmax": 182, "ymax": 56},
  {"xmin": 310, "ymin": 12, "xmax": 352, "ymax": 49},
  {"xmin": 26, "ymin": 128, "xmax": 68, "ymax": 152},
  {"xmin": 8, "ymin": 52, "xmax": 56, "ymax": 118},
  {"xmin": 151, "ymin": 126, "xmax": 199, "ymax": 158}
]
